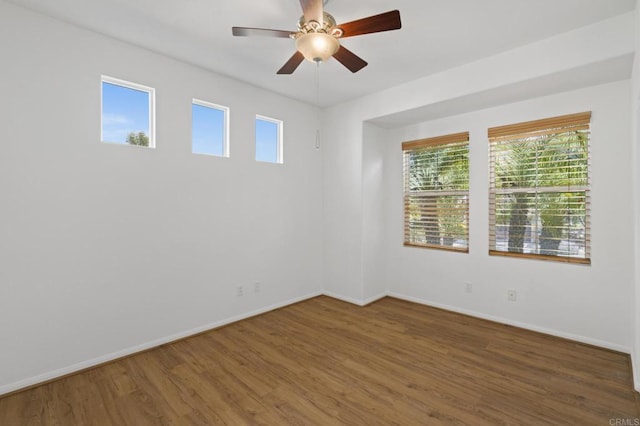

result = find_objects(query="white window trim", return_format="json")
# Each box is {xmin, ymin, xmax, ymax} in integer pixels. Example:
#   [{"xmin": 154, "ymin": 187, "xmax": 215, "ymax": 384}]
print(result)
[
  {"xmin": 256, "ymin": 114, "xmax": 283, "ymax": 164},
  {"xmin": 101, "ymin": 75, "xmax": 156, "ymax": 148},
  {"xmin": 192, "ymin": 98, "xmax": 230, "ymax": 158}
]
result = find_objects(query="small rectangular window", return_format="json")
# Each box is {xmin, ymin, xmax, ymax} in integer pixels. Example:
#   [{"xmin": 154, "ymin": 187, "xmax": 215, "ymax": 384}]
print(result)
[
  {"xmin": 192, "ymin": 99, "xmax": 229, "ymax": 157},
  {"xmin": 255, "ymin": 115, "xmax": 283, "ymax": 164},
  {"xmin": 402, "ymin": 132, "xmax": 470, "ymax": 252},
  {"xmin": 101, "ymin": 76, "xmax": 155, "ymax": 148},
  {"xmin": 488, "ymin": 112, "xmax": 591, "ymax": 264}
]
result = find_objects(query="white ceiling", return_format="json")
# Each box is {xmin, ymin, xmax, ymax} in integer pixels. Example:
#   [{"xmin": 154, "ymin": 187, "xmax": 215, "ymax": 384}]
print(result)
[{"xmin": 6, "ymin": 0, "xmax": 636, "ymax": 107}]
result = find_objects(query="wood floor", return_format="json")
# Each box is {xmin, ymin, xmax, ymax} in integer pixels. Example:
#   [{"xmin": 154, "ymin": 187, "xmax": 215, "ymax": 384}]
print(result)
[{"xmin": 1, "ymin": 296, "xmax": 638, "ymax": 425}]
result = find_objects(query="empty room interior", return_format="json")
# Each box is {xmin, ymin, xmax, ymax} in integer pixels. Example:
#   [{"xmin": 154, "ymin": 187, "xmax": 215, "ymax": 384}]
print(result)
[{"xmin": 2, "ymin": 0, "xmax": 640, "ymax": 424}]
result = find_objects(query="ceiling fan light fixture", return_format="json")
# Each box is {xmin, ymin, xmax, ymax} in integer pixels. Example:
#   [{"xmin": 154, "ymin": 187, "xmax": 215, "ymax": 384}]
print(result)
[{"xmin": 296, "ymin": 32, "xmax": 339, "ymax": 63}]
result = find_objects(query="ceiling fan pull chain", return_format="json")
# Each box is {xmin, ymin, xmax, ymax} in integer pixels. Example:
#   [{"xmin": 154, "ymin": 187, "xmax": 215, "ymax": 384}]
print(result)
[{"xmin": 315, "ymin": 61, "xmax": 321, "ymax": 150}]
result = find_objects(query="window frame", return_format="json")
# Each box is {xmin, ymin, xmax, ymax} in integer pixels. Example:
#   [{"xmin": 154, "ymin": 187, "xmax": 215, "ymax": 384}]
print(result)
[
  {"xmin": 100, "ymin": 75, "xmax": 156, "ymax": 148},
  {"xmin": 191, "ymin": 98, "xmax": 230, "ymax": 158},
  {"xmin": 255, "ymin": 115, "xmax": 283, "ymax": 164},
  {"xmin": 488, "ymin": 112, "xmax": 591, "ymax": 264},
  {"xmin": 402, "ymin": 132, "xmax": 470, "ymax": 253}
]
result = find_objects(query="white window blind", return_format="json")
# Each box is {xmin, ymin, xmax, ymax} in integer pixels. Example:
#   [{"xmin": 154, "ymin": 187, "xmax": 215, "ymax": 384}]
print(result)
[
  {"xmin": 402, "ymin": 132, "xmax": 469, "ymax": 252},
  {"xmin": 488, "ymin": 112, "xmax": 591, "ymax": 264}
]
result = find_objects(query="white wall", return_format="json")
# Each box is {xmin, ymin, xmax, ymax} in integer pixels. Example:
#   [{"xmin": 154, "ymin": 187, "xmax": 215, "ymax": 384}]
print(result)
[
  {"xmin": 324, "ymin": 11, "xmax": 636, "ymax": 351},
  {"xmin": 632, "ymin": 0, "xmax": 640, "ymax": 390},
  {"xmin": 0, "ymin": 1, "xmax": 323, "ymax": 394},
  {"xmin": 361, "ymin": 123, "xmax": 389, "ymax": 303},
  {"xmin": 380, "ymin": 81, "xmax": 633, "ymax": 351},
  {"xmin": 322, "ymin": 103, "xmax": 366, "ymax": 302}
]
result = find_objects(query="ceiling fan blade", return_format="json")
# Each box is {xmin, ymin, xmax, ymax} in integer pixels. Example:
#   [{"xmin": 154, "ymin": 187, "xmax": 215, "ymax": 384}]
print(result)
[
  {"xmin": 332, "ymin": 45, "xmax": 368, "ymax": 73},
  {"xmin": 232, "ymin": 27, "xmax": 293, "ymax": 38},
  {"xmin": 336, "ymin": 10, "xmax": 402, "ymax": 38},
  {"xmin": 299, "ymin": 0, "xmax": 324, "ymax": 24},
  {"xmin": 277, "ymin": 51, "xmax": 305, "ymax": 74}
]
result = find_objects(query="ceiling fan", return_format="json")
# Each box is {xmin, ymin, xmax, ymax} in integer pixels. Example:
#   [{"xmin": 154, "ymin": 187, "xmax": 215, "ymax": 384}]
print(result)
[{"xmin": 232, "ymin": 0, "xmax": 401, "ymax": 74}]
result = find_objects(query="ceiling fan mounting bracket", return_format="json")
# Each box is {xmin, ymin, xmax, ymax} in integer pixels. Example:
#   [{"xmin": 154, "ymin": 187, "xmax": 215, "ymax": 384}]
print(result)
[{"xmin": 294, "ymin": 12, "xmax": 342, "ymax": 40}]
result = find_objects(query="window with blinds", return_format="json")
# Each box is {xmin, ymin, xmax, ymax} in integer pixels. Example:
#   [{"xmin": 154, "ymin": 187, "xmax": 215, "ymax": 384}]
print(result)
[
  {"xmin": 402, "ymin": 132, "xmax": 469, "ymax": 252},
  {"xmin": 488, "ymin": 112, "xmax": 591, "ymax": 264}
]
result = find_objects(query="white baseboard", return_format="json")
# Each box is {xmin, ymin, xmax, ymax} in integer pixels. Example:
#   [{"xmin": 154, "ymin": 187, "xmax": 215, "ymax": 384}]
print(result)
[
  {"xmin": 0, "ymin": 291, "xmax": 323, "ymax": 397},
  {"xmin": 322, "ymin": 291, "xmax": 365, "ymax": 306},
  {"xmin": 323, "ymin": 291, "xmax": 386, "ymax": 306},
  {"xmin": 361, "ymin": 292, "xmax": 387, "ymax": 306},
  {"xmin": 387, "ymin": 291, "xmax": 631, "ymax": 354},
  {"xmin": 631, "ymin": 350, "xmax": 640, "ymax": 392}
]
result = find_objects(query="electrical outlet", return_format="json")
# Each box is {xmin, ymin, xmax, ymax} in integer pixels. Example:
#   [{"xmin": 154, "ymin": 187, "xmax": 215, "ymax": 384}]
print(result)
[
  {"xmin": 254, "ymin": 282, "xmax": 261, "ymax": 293},
  {"xmin": 465, "ymin": 282, "xmax": 472, "ymax": 293},
  {"xmin": 507, "ymin": 289, "xmax": 517, "ymax": 302},
  {"xmin": 237, "ymin": 285, "xmax": 244, "ymax": 297}
]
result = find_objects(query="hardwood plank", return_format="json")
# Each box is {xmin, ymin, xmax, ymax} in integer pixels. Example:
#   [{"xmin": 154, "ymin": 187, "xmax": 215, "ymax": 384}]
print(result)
[{"xmin": 1, "ymin": 296, "xmax": 637, "ymax": 424}]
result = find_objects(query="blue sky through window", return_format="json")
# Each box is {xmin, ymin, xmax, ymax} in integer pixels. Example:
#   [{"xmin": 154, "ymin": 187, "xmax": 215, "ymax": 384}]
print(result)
[
  {"xmin": 192, "ymin": 103, "xmax": 226, "ymax": 156},
  {"xmin": 256, "ymin": 118, "xmax": 280, "ymax": 163},
  {"xmin": 102, "ymin": 81, "xmax": 150, "ymax": 144}
]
